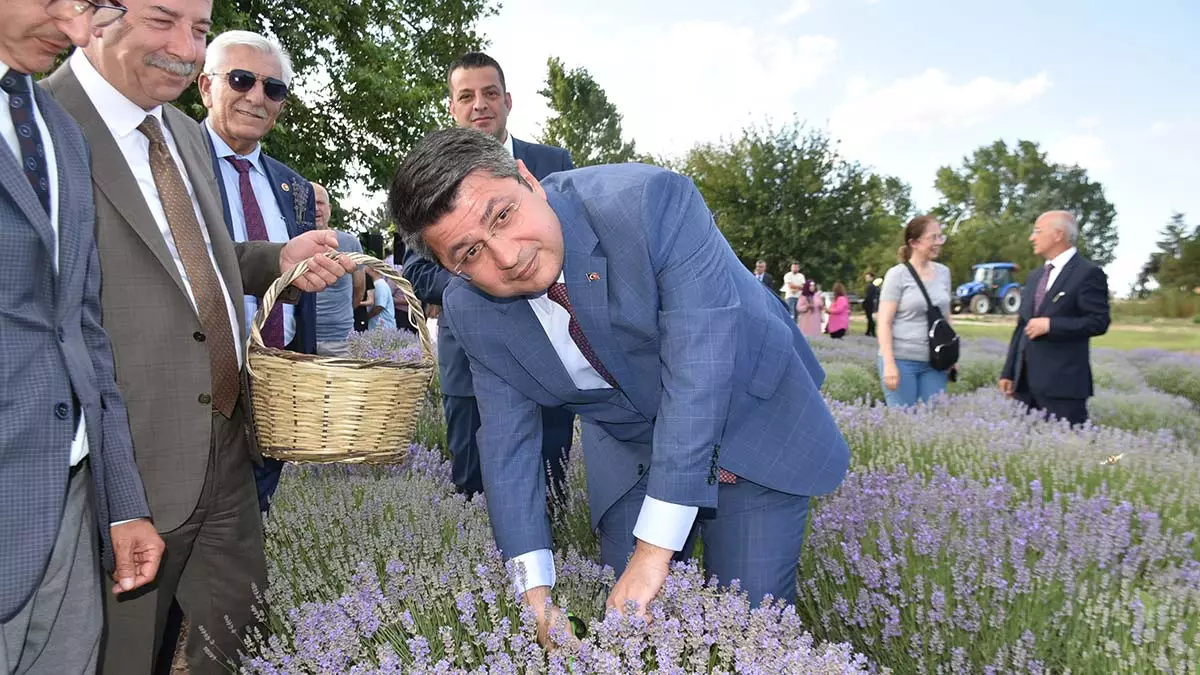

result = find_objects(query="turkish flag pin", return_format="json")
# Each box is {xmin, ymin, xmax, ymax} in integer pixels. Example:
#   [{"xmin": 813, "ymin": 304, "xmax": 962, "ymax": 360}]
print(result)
[{"xmin": 587, "ymin": 272, "xmax": 600, "ymax": 281}]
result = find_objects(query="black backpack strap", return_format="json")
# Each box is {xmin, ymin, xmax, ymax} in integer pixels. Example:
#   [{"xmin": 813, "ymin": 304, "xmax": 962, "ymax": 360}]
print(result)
[{"xmin": 904, "ymin": 262, "xmax": 936, "ymax": 310}]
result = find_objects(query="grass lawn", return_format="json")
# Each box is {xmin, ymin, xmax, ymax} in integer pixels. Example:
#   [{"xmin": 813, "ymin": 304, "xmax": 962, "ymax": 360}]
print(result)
[{"xmin": 849, "ymin": 316, "xmax": 1200, "ymax": 352}]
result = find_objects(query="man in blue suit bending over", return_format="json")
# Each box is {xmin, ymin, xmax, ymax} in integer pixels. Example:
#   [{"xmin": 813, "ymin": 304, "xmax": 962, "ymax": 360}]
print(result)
[
  {"xmin": 388, "ymin": 128, "xmax": 850, "ymax": 640},
  {"xmin": 404, "ymin": 52, "xmax": 575, "ymax": 498},
  {"xmin": 200, "ymin": 30, "xmax": 318, "ymax": 512}
]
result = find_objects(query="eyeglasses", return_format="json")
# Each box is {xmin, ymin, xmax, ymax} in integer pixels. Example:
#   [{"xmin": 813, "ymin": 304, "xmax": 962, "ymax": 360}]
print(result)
[
  {"xmin": 49, "ymin": 0, "xmax": 127, "ymax": 28},
  {"xmin": 208, "ymin": 69, "xmax": 289, "ymax": 102},
  {"xmin": 919, "ymin": 233, "xmax": 948, "ymax": 244},
  {"xmin": 451, "ymin": 198, "xmax": 523, "ymax": 280}
]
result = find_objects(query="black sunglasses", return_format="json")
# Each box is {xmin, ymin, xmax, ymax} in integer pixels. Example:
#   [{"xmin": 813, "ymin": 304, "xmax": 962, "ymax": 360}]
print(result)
[{"xmin": 211, "ymin": 69, "xmax": 289, "ymax": 102}]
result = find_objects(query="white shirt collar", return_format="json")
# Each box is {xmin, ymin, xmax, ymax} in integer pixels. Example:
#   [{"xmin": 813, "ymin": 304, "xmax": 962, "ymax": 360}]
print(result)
[
  {"xmin": 502, "ymin": 131, "xmax": 513, "ymax": 157},
  {"xmin": 204, "ymin": 118, "xmax": 263, "ymax": 172},
  {"xmin": 1047, "ymin": 246, "xmax": 1077, "ymax": 270},
  {"xmin": 69, "ymin": 49, "xmax": 164, "ymax": 140}
]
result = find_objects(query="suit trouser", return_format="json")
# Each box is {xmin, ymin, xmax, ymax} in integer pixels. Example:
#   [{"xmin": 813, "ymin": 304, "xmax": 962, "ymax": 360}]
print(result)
[
  {"xmin": 443, "ymin": 394, "xmax": 574, "ymax": 498},
  {"xmin": 100, "ymin": 403, "xmax": 267, "ymax": 675},
  {"xmin": 865, "ymin": 311, "xmax": 876, "ymax": 337},
  {"xmin": 597, "ymin": 472, "xmax": 810, "ymax": 607},
  {"xmin": 1, "ymin": 462, "xmax": 101, "ymax": 675},
  {"xmin": 1016, "ymin": 368, "xmax": 1088, "ymax": 427}
]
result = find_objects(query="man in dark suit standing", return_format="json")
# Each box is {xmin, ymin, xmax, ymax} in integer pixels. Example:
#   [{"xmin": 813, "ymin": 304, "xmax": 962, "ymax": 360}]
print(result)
[
  {"xmin": 1, "ymin": 2, "xmax": 164, "ymax": 673},
  {"xmin": 199, "ymin": 29, "xmax": 318, "ymax": 513},
  {"xmin": 753, "ymin": 259, "xmax": 775, "ymax": 290},
  {"xmin": 1001, "ymin": 211, "xmax": 1111, "ymax": 426},
  {"xmin": 41, "ymin": 1, "xmax": 353, "ymax": 670},
  {"xmin": 404, "ymin": 52, "xmax": 575, "ymax": 498},
  {"xmin": 862, "ymin": 271, "xmax": 880, "ymax": 337}
]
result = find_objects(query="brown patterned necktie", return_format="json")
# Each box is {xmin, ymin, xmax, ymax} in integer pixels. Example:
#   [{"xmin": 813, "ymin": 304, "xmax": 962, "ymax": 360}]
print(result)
[{"xmin": 138, "ymin": 116, "xmax": 239, "ymax": 417}]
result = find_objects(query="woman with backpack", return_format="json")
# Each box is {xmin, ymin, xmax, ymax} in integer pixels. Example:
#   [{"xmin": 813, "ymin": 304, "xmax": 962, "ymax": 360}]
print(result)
[{"xmin": 876, "ymin": 215, "xmax": 959, "ymax": 406}]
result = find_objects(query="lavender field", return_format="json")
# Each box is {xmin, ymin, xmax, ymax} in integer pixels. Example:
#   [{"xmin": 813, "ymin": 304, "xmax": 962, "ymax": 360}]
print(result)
[{"xmin": 236, "ymin": 337, "xmax": 1200, "ymax": 674}]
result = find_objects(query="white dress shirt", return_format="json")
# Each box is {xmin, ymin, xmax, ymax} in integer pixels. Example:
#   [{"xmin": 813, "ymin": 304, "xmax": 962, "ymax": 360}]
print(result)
[
  {"xmin": 2, "ymin": 60, "xmax": 89, "ymax": 467},
  {"xmin": 1044, "ymin": 246, "xmax": 1077, "ymax": 291},
  {"xmin": 509, "ymin": 273, "xmax": 699, "ymax": 594},
  {"xmin": 70, "ymin": 50, "xmax": 244, "ymax": 366},
  {"xmin": 501, "ymin": 130, "xmax": 513, "ymax": 157},
  {"xmin": 205, "ymin": 121, "xmax": 296, "ymax": 345}
]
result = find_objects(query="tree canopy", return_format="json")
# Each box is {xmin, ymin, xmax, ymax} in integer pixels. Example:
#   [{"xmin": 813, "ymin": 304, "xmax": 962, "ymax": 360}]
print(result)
[
  {"xmin": 177, "ymin": 0, "xmax": 496, "ymax": 226},
  {"xmin": 932, "ymin": 140, "xmax": 1118, "ymax": 284},
  {"xmin": 1135, "ymin": 212, "xmax": 1200, "ymax": 297},
  {"xmin": 537, "ymin": 56, "xmax": 639, "ymax": 166}
]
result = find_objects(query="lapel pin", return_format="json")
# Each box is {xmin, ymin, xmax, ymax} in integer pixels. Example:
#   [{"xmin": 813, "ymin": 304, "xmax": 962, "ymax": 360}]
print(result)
[
  {"xmin": 587, "ymin": 272, "xmax": 600, "ymax": 281},
  {"xmin": 281, "ymin": 182, "xmax": 290, "ymax": 192},
  {"xmin": 1053, "ymin": 292, "xmax": 1064, "ymax": 302}
]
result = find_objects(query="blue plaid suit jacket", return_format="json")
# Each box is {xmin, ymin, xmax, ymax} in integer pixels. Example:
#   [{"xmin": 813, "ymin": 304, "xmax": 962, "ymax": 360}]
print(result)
[
  {"xmin": 442, "ymin": 165, "xmax": 850, "ymax": 561},
  {"xmin": 0, "ymin": 84, "xmax": 149, "ymax": 621}
]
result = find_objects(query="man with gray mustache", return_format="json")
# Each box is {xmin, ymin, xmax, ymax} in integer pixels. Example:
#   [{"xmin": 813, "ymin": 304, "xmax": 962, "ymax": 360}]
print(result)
[{"xmin": 40, "ymin": 1, "xmax": 356, "ymax": 672}]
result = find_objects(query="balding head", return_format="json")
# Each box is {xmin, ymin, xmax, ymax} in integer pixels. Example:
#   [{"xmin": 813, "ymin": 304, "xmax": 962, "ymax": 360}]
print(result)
[
  {"xmin": 312, "ymin": 183, "xmax": 331, "ymax": 229},
  {"xmin": 1030, "ymin": 210, "xmax": 1077, "ymax": 259}
]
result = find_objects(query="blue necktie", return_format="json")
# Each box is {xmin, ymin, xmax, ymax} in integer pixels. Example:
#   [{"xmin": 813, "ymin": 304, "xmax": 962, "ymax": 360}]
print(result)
[{"xmin": 1, "ymin": 69, "xmax": 51, "ymax": 215}]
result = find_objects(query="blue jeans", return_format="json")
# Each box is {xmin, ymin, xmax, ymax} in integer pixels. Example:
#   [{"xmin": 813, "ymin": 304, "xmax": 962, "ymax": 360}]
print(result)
[
  {"xmin": 785, "ymin": 296, "xmax": 799, "ymax": 319},
  {"xmin": 878, "ymin": 356, "xmax": 948, "ymax": 407}
]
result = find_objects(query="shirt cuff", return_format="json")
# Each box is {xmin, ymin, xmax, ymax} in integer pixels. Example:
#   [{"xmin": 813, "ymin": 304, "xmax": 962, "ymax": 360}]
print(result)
[
  {"xmin": 632, "ymin": 496, "xmax": 699, "ymax": 552},
  {"xmin": 509, "ymin": 548, "xmax": 556, "ymax": 596},
  {"xmin": 109, "ymin": 519, "xmax": 140, "ymax": 527}
]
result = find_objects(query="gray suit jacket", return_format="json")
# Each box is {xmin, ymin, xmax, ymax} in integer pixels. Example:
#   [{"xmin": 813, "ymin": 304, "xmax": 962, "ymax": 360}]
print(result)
[
  {"xmin": 42, "ymin": 64, "xmax": 287, "ymax": 533},
  {"xmin": 0, "ymin": 83, "xmax": 150, "ymax": 622}
]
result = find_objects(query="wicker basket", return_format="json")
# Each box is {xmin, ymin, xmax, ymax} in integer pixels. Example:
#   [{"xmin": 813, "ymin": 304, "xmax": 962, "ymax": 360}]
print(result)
[{"xmin": 244, "ymin": 252, "xmax": 434, "ymax": 464}]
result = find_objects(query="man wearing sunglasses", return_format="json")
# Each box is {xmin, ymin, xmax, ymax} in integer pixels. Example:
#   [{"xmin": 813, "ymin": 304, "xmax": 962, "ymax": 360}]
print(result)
[
  {"xmin": 40, "ymin": 1, "xmax": 356, "ymax": 672},
  {"xmin": 1, "ymin": 1, "xmax": 166, "ymax": 674},
  {"xmin": 199, "ymin": 30, "xmax": 317, "ymax": 515}
]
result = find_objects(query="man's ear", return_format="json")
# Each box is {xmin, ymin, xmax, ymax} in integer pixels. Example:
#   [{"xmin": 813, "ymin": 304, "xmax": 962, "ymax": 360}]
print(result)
[
  {"xmin": 198, "ymin": 73, "xmax": 214, "ymax": 107},
  {"xmin": 516, "ymin": 159, "xmax": 546, "ymax": 201}
]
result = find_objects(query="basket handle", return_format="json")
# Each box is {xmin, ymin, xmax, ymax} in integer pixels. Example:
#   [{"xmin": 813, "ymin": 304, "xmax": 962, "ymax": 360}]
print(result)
[{"xmin": 247, "ymin": 250, "xmax": 433, "ymax": 361}]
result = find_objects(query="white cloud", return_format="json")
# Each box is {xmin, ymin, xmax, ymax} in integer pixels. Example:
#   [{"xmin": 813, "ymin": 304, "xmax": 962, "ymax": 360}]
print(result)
[
  {"xmin": 483, "ymin": 13, "xmax": 839, "ymax": 157},
  {"xmin": 1077, "ymin": 115, "xmax": 1101, "ymax": 129},
  {"xmin": 1047, "ymin": 134, "xmax": 1113, "ymax": 171},
  {"xmin": 829, "ymin": 69, "xmax": 1052, "ymax": 148},
  {"xmin": 778, "ymin": 0, "xmax": 816, "ymax": 23}
]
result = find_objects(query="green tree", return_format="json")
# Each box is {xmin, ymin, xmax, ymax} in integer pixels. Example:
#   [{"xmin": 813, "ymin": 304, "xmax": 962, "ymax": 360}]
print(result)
[
  {"xmin": 932, "ymin": 140, "xmax": 1118, "ymax": 285},
  {"xmin": 679, "ymin": 121, "xmax": 907, "ymax": 288},
  {"xmin": 176, "ymin": 0, "xmax": 496, "ymax": 226},
  {"xmin": 537, "ymin": 56, "xmax": 639, "ymax": 166},
  {"xmin": 1140, "ymin": 212, "xmax": 1200, "ymax": 294}
]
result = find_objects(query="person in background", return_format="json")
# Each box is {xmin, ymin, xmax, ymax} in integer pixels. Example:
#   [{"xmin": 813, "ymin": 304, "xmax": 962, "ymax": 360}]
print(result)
[
  {"xmin": 780, "ymin": 262, "xmax": 805, "ymax": 320},
  {"xmin": 862, "ymin": 271, "xmax": 880, "ymax": 337},
  {"xmin": 367, "ymin": 266, "xmax": 397, "ymax": 330},
  {"xmin": 311, "ymin": 182, "xmax": 366, "ymax": 356},
  {"xmin": 826, "ymin": 283, "xmax": 850, "ymax": 339},
  {"xmin": 753, "ymin": 259, "xmax": 774, "ymax": 289},
  {"xmin": 999, "ymin": 211, "xmax": 1110, "ymax": 426},
  {"xmin": 876, "ymin": 216, "xmax": 956, "ymax": 406},
  {"xmin": 796, "ymin": 279, "xmax": 824, "ymax": 338}
]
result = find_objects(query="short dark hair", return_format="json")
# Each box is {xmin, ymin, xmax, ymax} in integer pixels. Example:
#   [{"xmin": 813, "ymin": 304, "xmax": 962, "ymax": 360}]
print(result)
[
  {"xmin": 756, "ymin": 259, "xmax": 767, "ymax": 266},
  {"xmin": 387, "ymin": 127, "xmax": 523, "ymax": 263},
  {"xmin": 448, "ymin": 52, "xmax": 506, "ymax": 91}
]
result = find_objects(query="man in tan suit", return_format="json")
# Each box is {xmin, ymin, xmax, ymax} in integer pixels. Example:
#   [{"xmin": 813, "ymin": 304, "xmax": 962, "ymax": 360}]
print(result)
[{"xmin": 41, "ymin": 1, "xmax": 354, "ymax": 672}]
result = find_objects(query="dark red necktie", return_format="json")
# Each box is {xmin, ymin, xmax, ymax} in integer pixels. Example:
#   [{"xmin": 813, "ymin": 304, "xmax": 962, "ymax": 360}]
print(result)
[
  {"xmin": 2, "ymin": 69, "xmax": 51, "ymax": 215},
  {"xmin": 1033, "ymin": 263, "xmax": 1054, "ymax": 314},
  {"xmin": 546, "ymin": 282, "xmax": 618, "ymax": 387},
  {"xmin": 546, "ymin": 283, "xmax": 735, "ymax": 483},
  {"xmin": 226, "ymin": 157, "xmax": 285, "ymax": 349}
]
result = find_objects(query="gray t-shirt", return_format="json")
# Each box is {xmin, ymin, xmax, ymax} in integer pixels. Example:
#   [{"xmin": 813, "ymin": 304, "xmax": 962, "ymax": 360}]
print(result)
[
  {"xmin": 314, "ymin": 230, "xmax": 363, "ymax": 342},
  {"xmin": 880, "ymin": 262, "xmax": 952, "ymax": 363}
]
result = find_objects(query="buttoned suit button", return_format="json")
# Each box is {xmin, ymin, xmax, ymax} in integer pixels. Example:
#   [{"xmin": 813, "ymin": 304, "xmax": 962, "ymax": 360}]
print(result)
[
  {"xmin": 55, "ymin": 402, "xmax": 70, "ymax": 420},
  {"xmin": 57, "ymin": 327, "xmax": 65, "ymax": 342},
  {"xmin": 193, "ymin": 331, "xmax": 206, "ymax": 342},
  {"xmin": 637, "ymin": 464, "xmax": 645, "ymax": 475},
  {"xmin": 198, "ymin": 393, "xmax": 212, "ymax": 405}
]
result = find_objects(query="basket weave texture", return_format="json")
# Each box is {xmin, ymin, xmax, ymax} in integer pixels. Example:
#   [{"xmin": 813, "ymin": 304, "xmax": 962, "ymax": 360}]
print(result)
[{"xmin": 245, "ymin": 252, "xmax": 433, "ymax": 464}]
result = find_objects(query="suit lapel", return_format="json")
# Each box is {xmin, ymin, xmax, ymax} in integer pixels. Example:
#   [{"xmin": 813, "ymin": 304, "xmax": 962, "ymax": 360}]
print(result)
[
  {"xmin": 200, "ymin": 123, "xmax": 236, "ymax": 238},
  {"xmin": 38, "ymin": 89, "xmax": 82, "ymax": 308},
  {"xmin": 259, "ymin": 158, "xmax": 299, "ymax": 237},
  {"xmin": 511, "ymin": 136, "xmax": 539, "ymax": 178},
  {"xmin": 0, "ymin": 129, "xmax": 56, "ymax": 259},
  {"xmin": 1037, "ymin": 254, "xmax": 1080, "ymax": 315},
  {"xmin": 496, "ymin": 298, "xmax": 583, "ymax": 397},
  {"xmin": 46, "ymin": 65, "xmax": 191, "ymax": 300}
]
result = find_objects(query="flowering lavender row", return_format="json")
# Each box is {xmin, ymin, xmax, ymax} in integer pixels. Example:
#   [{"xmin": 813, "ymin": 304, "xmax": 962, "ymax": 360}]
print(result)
[
  {"xmin": 797, "ymin": 465, "xmax": 1200, "ymax": 673},
  {"xmin": 242, "ymin": 444, "xmax": 873, "ymax": 674}
]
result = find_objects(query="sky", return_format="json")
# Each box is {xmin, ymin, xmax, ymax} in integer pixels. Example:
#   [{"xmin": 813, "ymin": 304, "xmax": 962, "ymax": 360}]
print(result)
[{"xmin": 464, "ymin": 0, "xmax": 1200, "ymax": 296}]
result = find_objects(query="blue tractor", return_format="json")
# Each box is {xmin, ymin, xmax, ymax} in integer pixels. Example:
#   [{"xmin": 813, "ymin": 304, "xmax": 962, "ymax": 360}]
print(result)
[{"xmin": 953, "ymin": 262, "xmax": 1023, "ymax": 315}]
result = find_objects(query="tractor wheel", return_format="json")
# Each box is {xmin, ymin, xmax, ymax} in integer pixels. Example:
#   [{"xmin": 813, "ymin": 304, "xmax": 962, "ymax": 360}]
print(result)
[
  {"xmin": 970, "ymin": 294, "xmax": 991, "ymax": 315},
  {"xmin": 1001, "ymin": 287, "xmax": 1022, "ymax": 315}
]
